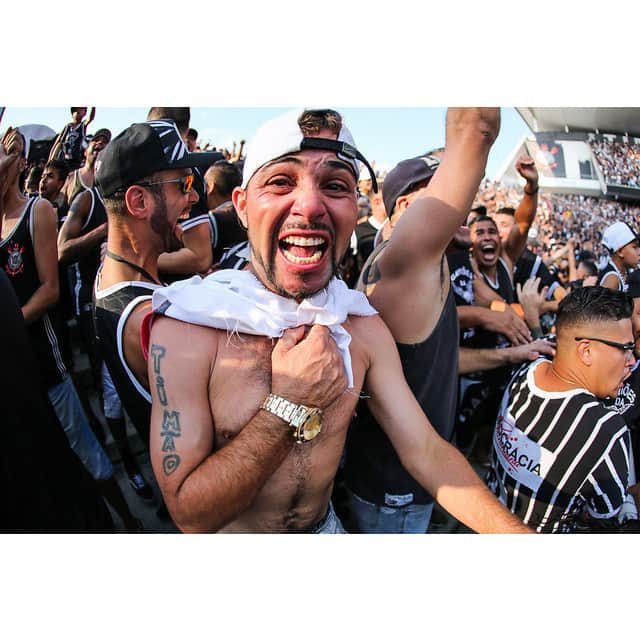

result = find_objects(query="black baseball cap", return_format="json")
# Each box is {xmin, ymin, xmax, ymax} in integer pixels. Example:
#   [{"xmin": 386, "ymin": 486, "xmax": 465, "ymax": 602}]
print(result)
[
  {"xmin": 95, "ymin": 119, "xmax": 223, "ymax": 197},
  {"xmin": 382, "ymin": 154, "xmax": 440, "ymax": 217}
]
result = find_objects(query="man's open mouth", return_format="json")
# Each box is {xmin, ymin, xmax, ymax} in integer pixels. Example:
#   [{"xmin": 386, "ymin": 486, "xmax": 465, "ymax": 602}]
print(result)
[
  {"xmin": 279, "ymin": 234, "xmax": 328, "ymax": 265},
  {"xmin": 480, "ymin": 243, "xmax": 497, "ymax": 260}
]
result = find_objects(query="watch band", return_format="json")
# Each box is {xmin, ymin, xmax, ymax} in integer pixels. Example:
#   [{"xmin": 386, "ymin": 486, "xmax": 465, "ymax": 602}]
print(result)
[
  {"xmin": 262, "ymin": 393, "xmax": 300, "ymax": 423},
  {"xmin": 261, "ymin": 393, "xmax": 322, "ymax": 443}
]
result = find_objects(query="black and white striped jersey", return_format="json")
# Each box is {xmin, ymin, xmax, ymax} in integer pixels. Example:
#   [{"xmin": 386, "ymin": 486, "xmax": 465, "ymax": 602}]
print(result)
[{"xmin": 486, "ymin": 358, "xmax": 631, "ymax": 533}]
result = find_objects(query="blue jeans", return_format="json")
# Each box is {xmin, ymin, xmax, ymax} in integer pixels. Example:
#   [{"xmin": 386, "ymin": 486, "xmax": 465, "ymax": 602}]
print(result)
[
  {"xmin": 48, "ymin": 376, "xmax": 113, "ymax": 481},
  {"xmin": 348, "ymin": 490, "xmax": 434, "ymax": 533},
  {"xmin": 309, "ymin": 502, "xmax": 347, "ymax": 534},
  {"xmin": 102, "ymin": 362, "xmax": 123, "ymax": 420}
]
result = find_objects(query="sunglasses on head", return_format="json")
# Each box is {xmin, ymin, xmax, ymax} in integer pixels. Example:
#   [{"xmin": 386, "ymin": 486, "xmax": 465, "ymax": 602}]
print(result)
[{"xmin": 136, "ymin": 173, "xmax": 194, "ymax": 194}]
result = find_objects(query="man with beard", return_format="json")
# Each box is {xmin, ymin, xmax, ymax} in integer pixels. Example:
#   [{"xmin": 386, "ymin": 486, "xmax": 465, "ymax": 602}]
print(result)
[
  {"xmin": 93, "ymin": 120, "xmax": 219, "ymax": 459},
  {"xmin": 143, "ymin": 108, "xmax": 530, "ymax": 534}
]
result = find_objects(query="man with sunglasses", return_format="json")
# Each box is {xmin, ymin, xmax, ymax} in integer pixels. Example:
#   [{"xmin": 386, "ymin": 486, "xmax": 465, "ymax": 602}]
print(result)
[
  {"xmin": 93, "ymin": 121, "xmax": 220, "ymax": 510},
  {"xmin": 143, "ymin": 108, "xmax": 531, "ymax": 534},
  {"xmin": 486, "ymin": 285, "xmax": 637, "ymax": 532}
]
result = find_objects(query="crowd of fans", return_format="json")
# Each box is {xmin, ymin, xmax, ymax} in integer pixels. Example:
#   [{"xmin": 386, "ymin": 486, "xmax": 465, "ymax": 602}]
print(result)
[
  {"xmin": 590, "ymin": 137, "xmax": 640, "ymax": 188},
  {"xmin": 1, "ymin": 106, "xmax": 639, "ymax": 534}
]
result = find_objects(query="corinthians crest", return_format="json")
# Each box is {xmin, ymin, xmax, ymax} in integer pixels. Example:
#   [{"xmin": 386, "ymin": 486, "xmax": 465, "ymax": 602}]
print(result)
[{"xmin": 5, "ymin": 242, "xmax": 25, "ymax": 276}]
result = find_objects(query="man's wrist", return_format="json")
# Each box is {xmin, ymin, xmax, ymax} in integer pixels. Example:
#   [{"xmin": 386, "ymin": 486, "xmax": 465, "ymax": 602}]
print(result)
[{"xmin": 524, "ymin": 184, "xmax": 539, "ymax": 196}]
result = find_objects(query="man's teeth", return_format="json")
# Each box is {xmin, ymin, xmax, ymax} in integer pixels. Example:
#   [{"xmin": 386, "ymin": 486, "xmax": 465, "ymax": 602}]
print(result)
[
  {"xmin": 281, "ymin": 236, "xmax": 324, "ymax": 247},
  {"xmin": 282, "ymin": 248, "xmax": 323, "ymax": 264}
]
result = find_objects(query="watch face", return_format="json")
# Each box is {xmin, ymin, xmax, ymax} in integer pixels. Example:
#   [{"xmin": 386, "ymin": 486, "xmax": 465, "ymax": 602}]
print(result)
[{"xmin": 302, "ymin": 413, "xmax": 322, "ymax": 441}]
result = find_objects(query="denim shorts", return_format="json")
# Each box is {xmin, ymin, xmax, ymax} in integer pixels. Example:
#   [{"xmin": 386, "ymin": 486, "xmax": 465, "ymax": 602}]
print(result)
[
  {"xmin": 348, "ymin": 490, "xmax": 434, "ymax": 534},
  {"xmin": 48, "ymin": 375, "xmax": 113, "ymax": 481}
]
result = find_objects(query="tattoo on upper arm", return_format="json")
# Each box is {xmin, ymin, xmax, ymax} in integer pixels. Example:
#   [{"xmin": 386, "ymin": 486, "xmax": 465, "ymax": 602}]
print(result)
[
  {"xmin": 150, "ymin": 344, "xmax": 168, "ymax": 406},
  {"xmin": 151, "ymin": 343, "xmax": 181, "ymax": 476},
  {"xmin": 161, "ymin": 410, "xmax": 181, "ymax": 475}
]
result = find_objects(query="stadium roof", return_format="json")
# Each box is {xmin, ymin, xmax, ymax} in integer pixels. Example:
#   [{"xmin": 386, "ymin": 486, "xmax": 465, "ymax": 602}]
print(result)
[{"xmin": 516, "ymin": 108, "xmax": 640, "ymax": 138}]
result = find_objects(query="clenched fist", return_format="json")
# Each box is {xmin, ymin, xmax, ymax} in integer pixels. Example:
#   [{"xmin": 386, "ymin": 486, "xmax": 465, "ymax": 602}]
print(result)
[{"xmin": 271, "ymin": 325, "xmax": 347, "ymax": 409}]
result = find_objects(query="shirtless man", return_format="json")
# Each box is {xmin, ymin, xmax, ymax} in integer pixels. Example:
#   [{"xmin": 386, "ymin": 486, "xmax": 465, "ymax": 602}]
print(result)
[{"xmin": 146, "ymin": 108, "xmax": 531, "ymax": 534}]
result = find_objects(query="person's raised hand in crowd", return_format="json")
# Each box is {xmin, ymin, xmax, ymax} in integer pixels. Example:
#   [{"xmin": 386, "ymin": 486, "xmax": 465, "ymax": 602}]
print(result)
[
  {"xmin": 505, "ymin": 337, "xmax": 556, "ymax": 365},
  {"xmin": 516, "ymin": 155, "xmax": 539, "ymax": 192},
  {"xmin": 483, "ymin": 305, "xmax": 532, "ymax": 346},
  {"xmin": 517, "ymin": 277, "xmax": 548, "ymax": 337},
  {"xmin": 1, "ymin": 127, "xmax": 25, "ymax": 203}
]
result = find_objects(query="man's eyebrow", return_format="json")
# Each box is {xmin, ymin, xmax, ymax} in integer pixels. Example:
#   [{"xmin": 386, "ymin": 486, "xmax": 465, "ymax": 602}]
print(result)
[
  {"xmin": 325, "ymin": 159, "xmax": 356, "ymax": 175},
  {"xmin": 263, "ymin": 156, "xmax": 303, "ymax": 170}
]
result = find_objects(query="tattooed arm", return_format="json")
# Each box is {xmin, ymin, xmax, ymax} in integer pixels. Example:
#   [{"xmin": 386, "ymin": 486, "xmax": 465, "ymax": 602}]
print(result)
[{"xmin": 147, "ymin": 317, "xmax": 347, "ymax": 533}]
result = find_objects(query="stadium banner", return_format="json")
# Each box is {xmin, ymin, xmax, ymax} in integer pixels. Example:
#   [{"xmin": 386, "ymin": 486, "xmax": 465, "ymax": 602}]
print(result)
[{"xmin": 533, "ymin": 133, "xmax": 567, "ymax": 178}]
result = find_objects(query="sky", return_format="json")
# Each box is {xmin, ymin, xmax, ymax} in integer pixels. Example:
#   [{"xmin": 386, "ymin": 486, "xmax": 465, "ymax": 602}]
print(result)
[{"xmin": 0, "ymin": 106, "xmax": 530, "ymax": 181}]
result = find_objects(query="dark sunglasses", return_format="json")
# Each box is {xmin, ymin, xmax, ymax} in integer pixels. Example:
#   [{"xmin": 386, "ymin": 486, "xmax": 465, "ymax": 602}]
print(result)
[
  {"xmin": 574, "ymin": 336, "xmax": 636, "ymax": 352},
  {"xmin": 136, "ymin": 173, "xmax": 194, "ymax": 194}
]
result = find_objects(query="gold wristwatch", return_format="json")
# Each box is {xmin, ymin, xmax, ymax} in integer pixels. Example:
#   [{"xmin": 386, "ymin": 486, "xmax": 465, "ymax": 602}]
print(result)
[{"xmin": 261, "ymin": 393, "xmax": 323, "ymax": 443}]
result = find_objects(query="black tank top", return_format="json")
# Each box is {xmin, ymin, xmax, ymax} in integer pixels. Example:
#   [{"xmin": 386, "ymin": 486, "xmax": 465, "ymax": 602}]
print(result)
[
  {"xmin": 0, "ymin": 196, "xmax": 68, "ymax": 388},
  {"xmin": 0, "ymin": 269, "xmax": 112, "ymax": 532},
  {"xmin": 73, "ymin": 187, "xmax": 107, "ymax": 312},
  {"xmin": 344, "ymin": 242, "xmax": 459, "ymax": 506},
  {"xmin": 93, "ymin": 278, "xmax": 161, "ymax": 444},
  {"xmin": 598, "ymin": 258, "xmax": 627, "ymax": 291}
]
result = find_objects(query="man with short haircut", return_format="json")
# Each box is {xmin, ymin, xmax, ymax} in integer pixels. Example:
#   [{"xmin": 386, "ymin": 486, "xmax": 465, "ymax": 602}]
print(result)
[
  {"xmin": 598, "ymin": 220, "xmax": 640, "ymax": 291},
  {"xmin": 186, "ymin": 128, "xmax": 199, "ymax": 152},
  {"xmin": 487, "ymin": 286, "xmax": 637, "ymax": 532},
  {"xmin": 203, "ymin": 161, "xmax": 246, "ymax": 265},
  {"xmin": 38, "ymin": 159, "xmax": 69, "ymax": 206},
  {"xmin": 144, "ymin": 108, "xmax": 530, "ymax": 534},
  {"xmin": 93, "ymin": 120, "xmax": 219, "ymax": 457}
]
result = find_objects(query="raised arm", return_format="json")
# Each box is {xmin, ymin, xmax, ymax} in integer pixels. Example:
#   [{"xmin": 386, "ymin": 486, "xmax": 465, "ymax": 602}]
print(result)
[
  {"xmin": 376, "ymin": 108, "xmax": 500, "ymax": 278},
  {"xmin": 503, "ymin": 156, "xmax": 539, "ymax": 264},
  {"xmin": 367, "ymin": 108, "xmax": 500, "ymax": 343},
  {"xmin": 22, "ymin": 199, "xmax": 59, "ymax": 324},
  {"xmin": 459, "ymin": 339, "xmax": 555, "ymax": 375},
  {"xmin": 362, "ymin": 315, "xmax": 530, "ymax": 533},
  {"xmin": 57, "ymin": 190, "xmax": 107, "ymax": 264},
  {"xmin": 148, "ymin": 320, "xmax": 347, "ymax": 532},
  {"xmin": 158, "ymin": 222, "xmax": 213, "ymax": 275}
]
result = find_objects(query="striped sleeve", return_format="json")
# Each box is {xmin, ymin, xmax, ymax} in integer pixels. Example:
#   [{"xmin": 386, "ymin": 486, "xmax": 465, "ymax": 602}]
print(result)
[
  {"xmin": 582, "ymin": 424, "xmax": 630, "ymax": 519},
  {"xmin": 179, "ymin": 213, "xmax": 210, "ymax": 232}
]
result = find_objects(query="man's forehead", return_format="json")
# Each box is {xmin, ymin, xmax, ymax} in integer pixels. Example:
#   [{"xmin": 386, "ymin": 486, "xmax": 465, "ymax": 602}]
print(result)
[{"xmin": 261, "ymin": 152, "xmax": 356, "ymax": 174}]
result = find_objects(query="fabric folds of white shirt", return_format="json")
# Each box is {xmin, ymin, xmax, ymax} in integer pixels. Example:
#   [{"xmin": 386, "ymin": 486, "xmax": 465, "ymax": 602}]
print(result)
[{"xmin": 151, "ymin": 270, "xmax": 377, "ymax": 388}]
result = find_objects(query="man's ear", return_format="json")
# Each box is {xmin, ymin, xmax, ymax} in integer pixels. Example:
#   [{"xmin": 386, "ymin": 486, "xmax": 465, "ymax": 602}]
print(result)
[
  {"xmin": 232, "ymin": 186, "xmax": 248, "ymax": 230},
  {"xmin": 124, "ymin": 185, "xmax": 150, "ymax": 220},
  {"xmin": 575, "ymin": 339, "xmax": 593, "ymax": 367}
]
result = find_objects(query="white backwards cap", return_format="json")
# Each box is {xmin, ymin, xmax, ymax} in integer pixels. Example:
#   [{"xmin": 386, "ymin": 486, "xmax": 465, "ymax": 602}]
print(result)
[{"xmin": 241, "ymin": 108, "xmax": 378, "ymax": 192}]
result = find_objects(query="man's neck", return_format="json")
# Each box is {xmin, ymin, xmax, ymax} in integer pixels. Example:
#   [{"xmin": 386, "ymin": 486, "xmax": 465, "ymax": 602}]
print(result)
[
  {"xmin": 102, "ymin": 237, "xmax": 161, "ymax": 287},
  {"xmin": 611, "ymin": 254, "xmax": 628, "ymax": 276},
  {"xmin": 78, "ymin": 164, "xmax": 95, "ymax": 185},
  {"xmin": 1, "ymin": 185, "xmax": 28, "ymax": 218}
]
